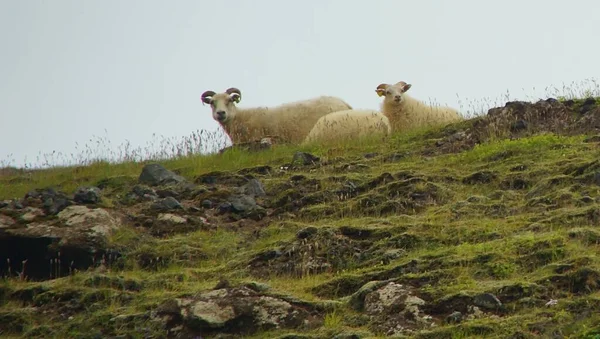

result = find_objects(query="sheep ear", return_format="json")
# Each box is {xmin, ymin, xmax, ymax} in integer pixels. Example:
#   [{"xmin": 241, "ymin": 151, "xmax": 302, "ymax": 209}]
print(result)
[
  {"xmin": 375, "ymin": 84, "xmax": 388, "ymax": 97},
  {"xmin": 401, "ymin": 83, "xmax": 412, "ymax": 92}
]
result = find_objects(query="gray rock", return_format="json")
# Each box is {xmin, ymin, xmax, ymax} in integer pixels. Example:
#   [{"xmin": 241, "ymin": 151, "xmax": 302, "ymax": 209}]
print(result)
[
  {"xmin": 291, "ymin": 151, "xmax": 320, "ymax": 166},
  {"xmin": 1, "ymin": 205, "xmax": 121, "ymax": 280},
  {"xmin": 74, "ymin": 186, "xmax": 102, "ymax": 204},
  {"xmin": 229, "ymin": 194, "xmax": 257, "ymax": 212},
  {"xmin": 24, "ymin": 188, "xmax": 72, "ymax": 215},
  {"xmin": 19, "ymin": 207, "xmax": 44, "ymax": 222},
  {"xmin": 154, "ymin": 286, "xmax": 315, "ymax": 335},
  {"xmin": 296, "ymin": 226, "xmax": 318, "ymax": 239},
  {"xmin": 445, "ymin": 311, "xmax": 463, "ymax": 324},
  {"xmin": 138, "ymin": 163, "xmax": 186, "ymax": 186},
  {"xmin": 201, "ymin": 199, "xmax": 213, "ymax": 209},
  {"xmin": 242, "ymin": 178, "xmax": 266, "ymax": 197},
  {"xmin": 349, "ymin": 280, "xmax": 394, "ymax": 311},
  {"xmin": 473, "ymin": 293, "xmax": 502, "ymax": 310},
  {"xmin": 0, "ymin": 214, "xmax": 15, "ymax": 228},
  {"xmin": 151, "ymin": 197, "xmax": 183, "ymax": 212}
]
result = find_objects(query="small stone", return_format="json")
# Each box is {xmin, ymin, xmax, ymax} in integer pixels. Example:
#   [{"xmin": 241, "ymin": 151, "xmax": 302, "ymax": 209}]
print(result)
[
  {"xmin": 201, "ymin": 200, "xmax": 213, "ymax": 209},
  {"xmin": 291, "ymin": 151, "xmax": 320, "ymax": 166},
  {"xmin": 20, "ymin": 207, "xmax": 44, "ymax": 222},
  {"xmin": 296, "ymin": 226, "xmax": 318, "ymax": 239},
  {"xmin": 217, "ymin": 202, "xmax": 232, "ymax": 214},
  {"xmin": 73, "ymin": 186, "xmax": 102, "ymax": 204},
  {"xmin": 473, "ymin": 293, "xmax": 502, "ymax": 310},
  {"xmin": 151, "ymin": 197, "xmax": 183, "ymax": 211},
  {"xmin": 139, "ymin": 163, "xmax": 186, "ymax": 186},
  {"xmin": 157, "ymin": 213, "xmax": 187, "ymax": 224},
  {"xmin": 0, "ymin": 215, "xmax": 16, "ymax": 228},
  {"xmin": 242, "ymin": 179, "xmax": 266, "ymax": 197},
  {"xmin": 511, "ymin": 120, "xmax": 528, "ymax": 132},
  {"xmin": 445, "ymin": 311, "xmax": 463, "ymax": 324}
]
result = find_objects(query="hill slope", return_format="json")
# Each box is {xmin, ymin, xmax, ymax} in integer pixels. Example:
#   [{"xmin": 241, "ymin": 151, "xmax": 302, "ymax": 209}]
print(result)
[{"xmin": 2, "ymin": 97, "xmax": 600, "ymax": 338}]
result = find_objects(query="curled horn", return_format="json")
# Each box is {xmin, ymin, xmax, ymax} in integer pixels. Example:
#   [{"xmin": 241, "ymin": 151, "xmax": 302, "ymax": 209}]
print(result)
[
  {"xmin": 395, "ymin": 81, "xmax": 411, "ymax": 92},
  {"xmin": 375, "ymin": 83, "xmax": 388, "ymax": 97},
  {"xmin": 226, "ymin": 87, "xmax": 242, "ymax": 103},
  {"xmin": 201, "ymin": 90, "xmax": 216, "ymax": 104}
]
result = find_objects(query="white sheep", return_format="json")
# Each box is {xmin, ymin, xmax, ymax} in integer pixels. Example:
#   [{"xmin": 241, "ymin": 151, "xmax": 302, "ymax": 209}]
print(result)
[
  {"xmin": 200, "ymin": 87, "xmax": 353, "ymax": 145},
  {"xmin": 303, "ymin": 109, "xmax": 392, "ymax": 144},
  {"xmin": 375, "ymin": 81, "xmax": 462, "ymax": 132}
]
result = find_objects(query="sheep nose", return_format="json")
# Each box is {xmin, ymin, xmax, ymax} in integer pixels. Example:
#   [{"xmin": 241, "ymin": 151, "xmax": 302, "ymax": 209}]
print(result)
[
  {"xmin": 394, "ymin": 95, "xmax": 401, "ymax": 101},
  {"xmin": 216, "ymin": 111, "xmax": 226, "ymax": 120}
]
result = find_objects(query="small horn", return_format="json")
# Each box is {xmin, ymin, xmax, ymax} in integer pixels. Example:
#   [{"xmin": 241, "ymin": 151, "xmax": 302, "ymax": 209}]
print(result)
[
  {"xmin": 375, "ymin": 83, "xmax": 388, "ymax": 97},
  {"xmin": 201, "ymin": 90, "xmax": 216, "ymax": 104},
  {"xmin": 395, "ymin": 81, "xmax": 411, "ymax": 92},
  {"xmin": 226, "ymin": 87, "xmax": 242, "ymax": 103}
]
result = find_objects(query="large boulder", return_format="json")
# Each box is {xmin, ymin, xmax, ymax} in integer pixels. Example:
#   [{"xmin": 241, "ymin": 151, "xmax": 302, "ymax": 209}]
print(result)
[
  {"xmin": 0, "ymin": 205, "xmax": 121, "ymax": 280},
  {"xmin": 154, "ymin": 286, "xmax": 320, "ymax": 337}
]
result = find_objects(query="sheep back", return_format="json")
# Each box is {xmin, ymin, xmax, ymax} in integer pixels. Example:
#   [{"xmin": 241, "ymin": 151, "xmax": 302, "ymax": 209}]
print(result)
[
  {"xmin": 303, "ymin": 109, "xmax": 391, "ymax": 144},
  {"xmin": 224, "ymin": 96, "xmax": 352, "ymax": 144},
  {"xmin": 382, "ymin": 94, "xmax": 462, "ymax": 132}
]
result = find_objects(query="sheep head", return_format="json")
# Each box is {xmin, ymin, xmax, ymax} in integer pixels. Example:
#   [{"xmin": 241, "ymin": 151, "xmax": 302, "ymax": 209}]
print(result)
[
  {"xmin": 376, "ymin": 81, "xmax": 412, "ymax": 104},
  {"xmin": 201, "ymin": 87, "xmax": 243, "ymax": 123}
]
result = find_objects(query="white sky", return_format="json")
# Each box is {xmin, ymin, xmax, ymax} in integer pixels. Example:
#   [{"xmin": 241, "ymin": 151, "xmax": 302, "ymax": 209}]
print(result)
[{"xmin": 1, "ymin": 0, "xmax": 598, "ymax": 168}]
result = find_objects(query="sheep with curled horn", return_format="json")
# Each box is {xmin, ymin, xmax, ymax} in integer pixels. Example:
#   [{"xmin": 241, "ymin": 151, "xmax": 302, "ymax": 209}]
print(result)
[{"xmin": 200, "ymin": 87, "xmax": 353, "ymax": 145}]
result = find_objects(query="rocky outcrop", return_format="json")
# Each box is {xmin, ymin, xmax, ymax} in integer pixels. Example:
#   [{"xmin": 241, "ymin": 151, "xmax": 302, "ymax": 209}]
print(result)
[
  {"xmin": 0, "ymin": 205, "xmax": 121, "ymax": 280},
  {"xmin": 154, "ymin": 285, "xmax": 321, "ymax": 337}
]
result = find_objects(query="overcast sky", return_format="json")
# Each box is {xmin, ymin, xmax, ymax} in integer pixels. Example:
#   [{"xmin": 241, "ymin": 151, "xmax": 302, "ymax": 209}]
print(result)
[{"xmin": 1, "ymin": 0, "xmax": 598, "ymax": 168}]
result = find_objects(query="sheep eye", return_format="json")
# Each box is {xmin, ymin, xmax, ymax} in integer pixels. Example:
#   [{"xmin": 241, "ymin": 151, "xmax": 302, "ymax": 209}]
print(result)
[{"xmin": 386, "ymin": 91, "xmax": 391, "ymax": 95}]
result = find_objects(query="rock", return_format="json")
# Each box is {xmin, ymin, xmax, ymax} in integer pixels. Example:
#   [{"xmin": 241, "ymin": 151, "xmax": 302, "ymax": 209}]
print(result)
[
  {"xmin": 154, "ymin": 286, "xmax": 316, "ymax": 336},
  {"xmin": 229, "ymin": 195, "xmax": 256, "ymax": 213},
  {"xmin": 473, "ymin": 293, "xmax": 502, "ymax": 310},
  {"xmin": 361, "ymin": 282, "xmax": 434, "ymax": 335},
  {"xmin": 73, "ymin": 186, "xmax": 102, "ymax": 204},
  {"xmin": 23, "ymin": 188, "xmax": 72, "ymax": 215},
  {"xmin": 201, "ymin": 200, "xmax": 213, "ymax": 209},
  {"xmin": 157, "ymin": 213, "xmax": 187, "ymax": 224},
  {"xmin": 349, "ymin": 280, "xmax": 394, "ymax": 311},
  {"xmin": 291, "ymin": 152, "xmax": 320, "ymax": 166},
  {"xmin": 463, "ymin": 171, "xmax": 497, "ymax": 184},
  {"xmin": 0, "ymin": 205, "xmax": 121, "ymax": 280},
  {"xmin": 132, "ymin": 185, "xmax": 157, "ymax": 198},
  {"xmin": 383, "ymin": 152, "xmax": 407, "ymax": 163},
  {"xmin": 296, "ymin": 226, "xmax": 318, "ymax": 239},
  {"xmin": 19, "ymin": 207, "xmax": 44, "ymax": 222},
  {"xmin": 220, "ymin": 194, "xmax": 266, "ymax": 220},
  {"xmin": 580, "ymin": 97, "xmax": 597, "ymax": 114},
  {"xmin": 0, "ymin": 215, "xmax": 15, "ymax": 228},
  {"xmin": 242, "ymin": 179, "xmax": 266, "ymax": 197},
  {"xmin": 150, "ymin": 197, "xmax": 183, "ymax": 212},
  {"xmin": 510, "ymin": 119, "xmax": 528, "ymax": 132},
  {"xmin": 445, "ymin": 311, "xmax": 463, "ymax": 324},
  {"xmin": 149, "ymin": 213, "xmax": 208, "ymax": 237},
  {"xmin": 155, "ymin": 188, "xmax": 179, "ymax": 199},
  {"xmin": 0, "ymin": 201, "xmax": 8, "ymax": 209},
  {"xmin": 138, "ymin": 163, "xmax": 186, "ymax": 187}
]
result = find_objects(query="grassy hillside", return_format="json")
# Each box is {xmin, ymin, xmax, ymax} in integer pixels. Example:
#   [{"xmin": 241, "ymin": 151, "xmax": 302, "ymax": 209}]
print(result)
[{"xmin": 2, "ymin": 90, "xmax": 600, "ymax": 338}]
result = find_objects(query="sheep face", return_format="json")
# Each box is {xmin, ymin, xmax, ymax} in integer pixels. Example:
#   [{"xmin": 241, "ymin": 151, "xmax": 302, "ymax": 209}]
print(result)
[
  {"xmin": 201, "ymin": 88, "xmax": 242, "ymax": 123},
  {"xmin": 376, "ymin": 81, "xmax": 412, "ymax": 105}
]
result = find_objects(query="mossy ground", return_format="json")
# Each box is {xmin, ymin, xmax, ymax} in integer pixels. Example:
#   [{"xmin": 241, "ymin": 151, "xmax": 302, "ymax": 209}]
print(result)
[{"xmin": 2, "ymin": 91, "xmax": 600, "ymax": 338}]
